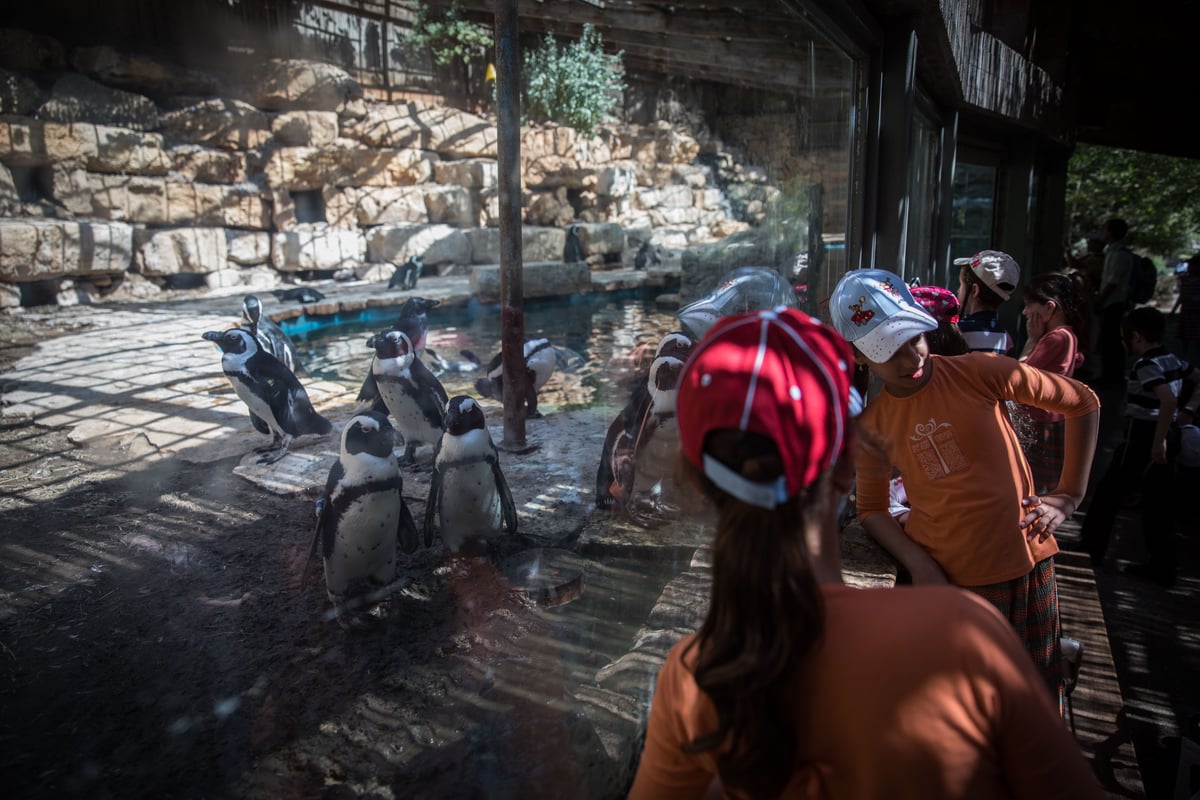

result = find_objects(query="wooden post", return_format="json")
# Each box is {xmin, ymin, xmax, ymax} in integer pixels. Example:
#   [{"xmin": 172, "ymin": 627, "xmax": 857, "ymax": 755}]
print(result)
[{"xmin": 495, "ymin": 0, "xmax": 527, "ymax": 450}]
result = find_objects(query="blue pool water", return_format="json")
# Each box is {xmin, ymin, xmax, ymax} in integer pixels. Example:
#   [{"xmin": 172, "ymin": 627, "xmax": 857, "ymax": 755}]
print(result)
[{"xmin": 285, "ymin": 290, "xmax": 683, "ymax": 412}]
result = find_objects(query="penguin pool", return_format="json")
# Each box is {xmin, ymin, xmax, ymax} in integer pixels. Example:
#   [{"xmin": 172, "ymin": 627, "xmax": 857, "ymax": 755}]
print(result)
[{"xmin": 274, "ymin": 288, "xmax": 720, "ymax": 795}]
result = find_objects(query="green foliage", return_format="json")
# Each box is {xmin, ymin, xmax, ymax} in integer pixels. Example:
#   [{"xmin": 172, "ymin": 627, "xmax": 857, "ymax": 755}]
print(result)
[
  {"xmin": 407, "ymin": 2, "xmax": 491, "ymax": 68},
  {"xmin": 1066, "ymin": 143, "xmax": 1200, "ymax": 258},
  {"xmin": 522, "ymin": 24, "xmax": 625, "ymax": 137}
]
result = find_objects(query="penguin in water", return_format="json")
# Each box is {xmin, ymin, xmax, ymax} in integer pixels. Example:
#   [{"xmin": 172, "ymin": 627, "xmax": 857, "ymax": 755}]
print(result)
[
  {"xmin": 563, "ymin": 224, "xmax": 585, "ymax": 263},
  {"xmin": 241, "ymin": 294, "xmax": 305, "ymax": 376},
  {"xmin": 388, "ymin": 256, "xmax": 423, "ymax": 291},
  {"xmin": 467, "ymin": 338, "xmax": 560, "ymax": 419},
  {"xmin": 425, "ymin": 395, "xmax": 517, "ymax": 554},
  {"xmin": 272, "ymin": 287, "xmax": 326, "ymax": 304},
  {"xmin": 596, "ymin": 332, "xmax": 694, "ymax": 525},
  {"xmin": 369, "ymin": 328, "xmax": 448, "ymax": 465},
  {"xmin": 303, "ymin": 411, "xmax": 419, "ymax": 629},
  {"xmin": 357, "ymin": 296, "xmax": 441, "ymax": 413},
  {"xmin": 201, "ymin": 327, "xmax": 332, "ymax": 464}
]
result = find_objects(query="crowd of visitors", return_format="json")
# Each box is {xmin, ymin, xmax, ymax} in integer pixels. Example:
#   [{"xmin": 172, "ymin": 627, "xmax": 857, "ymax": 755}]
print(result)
[{"xmin": 626, "ymin": 217, "xmax": 1198, "ymax": 798}]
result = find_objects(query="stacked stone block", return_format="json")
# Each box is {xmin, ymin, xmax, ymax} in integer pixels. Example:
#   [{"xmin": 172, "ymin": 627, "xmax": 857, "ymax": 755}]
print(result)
[{"xmin": 0, "ymin": 27, "xmax": 781, "ymax": 308}]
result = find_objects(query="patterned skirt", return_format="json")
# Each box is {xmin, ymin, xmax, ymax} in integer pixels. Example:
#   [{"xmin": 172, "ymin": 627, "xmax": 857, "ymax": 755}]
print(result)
[{"xmin": 966, "ymin": 557, "xmax": 1065, "ymax": 716}]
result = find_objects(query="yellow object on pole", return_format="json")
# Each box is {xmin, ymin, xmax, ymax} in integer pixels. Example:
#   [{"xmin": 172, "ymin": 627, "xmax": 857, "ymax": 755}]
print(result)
[{"xmin": 485, "ymin": 63, "xmax": 497, "ymax": 82}]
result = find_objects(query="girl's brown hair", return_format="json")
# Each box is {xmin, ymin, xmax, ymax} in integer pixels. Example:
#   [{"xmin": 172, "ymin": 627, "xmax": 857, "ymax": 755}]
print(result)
[
  {"xmin": 679, "ymin": 429, "xmax": 827, "ymax": 798},
  {"xmin": 1022, "ymin": 271, "xmax": 1092, "ymax": 353}
]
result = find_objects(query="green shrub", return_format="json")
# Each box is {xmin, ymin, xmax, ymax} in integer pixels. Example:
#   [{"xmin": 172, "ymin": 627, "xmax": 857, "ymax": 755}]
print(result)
[
  {"xmin": 522, "ymin": 24, "xmax": 625, "ymax": 137},
  {"xmin": 406, "ymin": 2, "xmax": 491, "ymax": 68}
]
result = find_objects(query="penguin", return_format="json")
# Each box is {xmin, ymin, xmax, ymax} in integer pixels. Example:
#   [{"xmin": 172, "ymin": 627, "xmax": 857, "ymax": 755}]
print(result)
[
  {"xmin": 241, "ymin": 294, "xmax": 305, "ymax": 376},
  {"xmin": 425, "ymin": 395, "xmax": 517, "ymax": 554},
  {"xmin": 369, "ymin": 328, "xmax": 448, "ymax": 465},
  {"xmin": 563, "ymin": 224, "xmax": 585, "ymax": 264},
  {"xmin": 633, "ymin": 241, "xmax": 661, "ymax": 271},
  {"xmin": 357, "ymin": 296, "xmax": 441, "ymax": 413},
  {"xmin": 272, "ymin": 287, "xmax": 326, "ymax": 304},
  {"xmin": 304, "ymin": 411, "xmax": 419, "ymax": 628},
  {"xmin": 467, "ymin": 338, "xmax": 559, "ymax": 418},
  {"xmin": 388, "ymin": 256, "xmax": 422, "ymax": 291},
  {"xmin": 596, "ymin": 332, "xmax": 693, "ymax": 525},
  {"xmin": 201, "ymin": 327, "xmax": 332, "ymax": 464}
]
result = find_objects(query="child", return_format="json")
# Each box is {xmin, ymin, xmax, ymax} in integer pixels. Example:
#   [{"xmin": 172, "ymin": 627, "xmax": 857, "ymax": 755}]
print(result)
[
  {"xmin": 1013, "ymin": 271, "xmax": 1091, "ymax": 493},
  {"xmin": 888, "ymin": 284, "xmax": 965, "ymax": 528},
  {"xmin": 910, "ymin": 284, "xmax": 967, "ymax": 356},
  {"xmin": 628, "ymin": 307, "xmax": 1101, "ymax": 800},
  {"xmin": 955, "ymin": 250, "xmax": 1020, "ymax": 355},
  {"xmin": 1079, "ymin": 306, "xmax": 1200, "ymax": 585},
  {"xmin": 830, "ymin": 269, "xmax": 1099, "ymax": 710}
]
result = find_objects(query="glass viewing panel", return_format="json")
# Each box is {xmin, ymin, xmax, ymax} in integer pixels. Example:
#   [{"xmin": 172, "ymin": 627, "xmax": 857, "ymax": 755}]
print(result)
[
  {"xmin": 950, "ymin": 162, "xmax": 997, "ymax": 260},
  {"xmin": 0, "ymin": 4, "xmax": 864, "ymax": 799}
]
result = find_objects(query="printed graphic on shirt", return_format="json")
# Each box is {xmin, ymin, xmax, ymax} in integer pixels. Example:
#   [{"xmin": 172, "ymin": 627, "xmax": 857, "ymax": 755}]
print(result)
[{"xmin": 909, "ymin": 418, "xmax": 968, "ymax": 479}]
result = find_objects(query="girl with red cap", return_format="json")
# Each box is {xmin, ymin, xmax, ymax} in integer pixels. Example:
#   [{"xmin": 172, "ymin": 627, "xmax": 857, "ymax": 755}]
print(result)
[{"xmin": 628, "ymin": 307, "xmax": 1100, "ymax": 800}]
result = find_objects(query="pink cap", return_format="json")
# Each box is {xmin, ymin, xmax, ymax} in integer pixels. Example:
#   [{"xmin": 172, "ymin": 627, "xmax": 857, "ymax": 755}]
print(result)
[
  {"xmin": 677, "ymin": 307, "xmax": 854, "ymax": 508},
  {"xmin": 910, "ymin": 285, "xmax": 961, "ymax": 324}
]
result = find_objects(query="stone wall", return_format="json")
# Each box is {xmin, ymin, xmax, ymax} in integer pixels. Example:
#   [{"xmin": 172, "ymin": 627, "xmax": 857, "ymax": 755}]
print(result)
[{"xmin": 0, "ymin": 28, "xmax": 799, "ymax": 309}]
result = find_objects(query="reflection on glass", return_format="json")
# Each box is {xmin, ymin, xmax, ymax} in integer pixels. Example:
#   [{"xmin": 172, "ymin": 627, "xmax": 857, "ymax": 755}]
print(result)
[{"xmin": 951, "ymin": 163, "xmax": 997, "ymax": 258}]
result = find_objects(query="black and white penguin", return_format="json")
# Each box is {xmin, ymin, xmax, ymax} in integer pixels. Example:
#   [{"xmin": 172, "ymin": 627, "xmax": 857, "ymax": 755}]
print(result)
[
  {"xmin": 596, "ymin": 332, "xmax": 693, "ymax": 525},
  {"xmin": 425, "ymin": 395, "xmax": 517, "ymax": 553},
  {"xmin": 388, "ymin": 256, "xmax": 422, "ymax": 291},
  {"xmin": 634, "ymin": 241, "xmax": 661, "ymax": 271},
  {"xmin": 369, "ymin": 328, "xmax": 448, "ymax": 465},
  {"xmin": 241, "ymin": 294, "xmax": 305, "ymax": 376},
  {"xmin": 201, "ymin": 327, "xmax": 332, "ymax": 463},
  {"xmin": 563, "ymin": 224, "xmax": 585, "ymax": 263},
  {"xmin": 468, "ymin": 338, "xmax": 559, "ymax": 418},
  {"xmin": 357, "ymin": 296, "xmax": 441, "ymax": 412},
  {"xmin": 305, "ymin": 411, "xmax": 419, "ymax": 628},
  {"xmin": 271, "ymin": 287, "xmax": 326, "ymax": 304}
]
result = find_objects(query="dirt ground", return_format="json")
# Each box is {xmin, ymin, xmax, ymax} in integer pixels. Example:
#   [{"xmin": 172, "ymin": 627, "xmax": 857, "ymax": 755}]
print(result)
[{"xmin": 0, "ymin": 311, "xmax": 671, "ymax": 800}]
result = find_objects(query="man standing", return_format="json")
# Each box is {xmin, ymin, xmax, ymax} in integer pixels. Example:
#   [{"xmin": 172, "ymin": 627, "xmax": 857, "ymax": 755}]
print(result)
[{"xmin": 1097, "ymin": 218, "xmax": 1136, "ymax": 384}]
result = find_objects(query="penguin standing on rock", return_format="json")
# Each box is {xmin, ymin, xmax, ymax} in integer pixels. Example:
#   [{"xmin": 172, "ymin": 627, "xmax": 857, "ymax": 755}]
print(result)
[
  {"xmin": 425, "ymin": 395, "xmax": 517, "ymax": 554},
  {"xmin": 388, "ymin": 256, "xmax": 423, "ymax": 291},
  {"xmin": 357, "ymin": 296, "xmax": 441, "ymax": 413},
  {"xmin": 467, "ymin": 338, "xmax": 559, "ymax": 418},
  {"xmin": 304, "ymin": 411, "xmax": 419, "ymax": 629},
  {"xmin": 369, "ymin": 329, "xmax": 448, "ymax": 465},
  {"xmin": 242, "ymin": 294, "xmax": 305, "ymax": 375},
  {"xmin": 563, "ymin": 224, "xmax": 585, "ymax": 264},
  {"xmin": 201, "ymin": 328, "xmax": 331, "ymax": 464}
]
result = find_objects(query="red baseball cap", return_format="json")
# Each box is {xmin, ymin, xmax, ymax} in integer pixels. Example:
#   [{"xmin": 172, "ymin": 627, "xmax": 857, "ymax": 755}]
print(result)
[{"xmin": 677, "ymin": 307, "xmax": 855, "ymax": 509}]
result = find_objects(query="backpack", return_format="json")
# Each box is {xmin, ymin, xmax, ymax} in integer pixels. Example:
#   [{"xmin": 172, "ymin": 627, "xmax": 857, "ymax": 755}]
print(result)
[{"xmin": 1129, "ymin": 251, "xmax": 1157, "ymax": 305}]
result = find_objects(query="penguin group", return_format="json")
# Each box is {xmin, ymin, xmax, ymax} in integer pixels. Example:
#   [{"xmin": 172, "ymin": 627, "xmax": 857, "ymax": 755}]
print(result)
[
  {"xmin": 204, "ymin": 292, "xmax": 532, "ymax": 629},
  {"xmin": 201, "ymin": 267, "xmax": 776, "ymax": 628}
]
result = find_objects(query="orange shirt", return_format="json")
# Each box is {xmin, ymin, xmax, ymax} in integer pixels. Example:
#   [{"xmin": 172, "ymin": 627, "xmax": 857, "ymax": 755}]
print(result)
[
  {"xmin": 628, "ymin": 585, "xmax": 1101, "ymax": 800},
  {"xmin": 855, "ymin": 353, "xmax": 1099, "ymax": 585}
]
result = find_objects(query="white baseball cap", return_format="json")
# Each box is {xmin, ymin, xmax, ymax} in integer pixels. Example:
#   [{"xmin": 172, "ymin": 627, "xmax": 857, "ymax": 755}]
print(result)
[
  {"xmin": 953, "ymin": 250, "xmax": 1021, "ymax": 300},
  {"xmin": 829, "ymin": 269, "xmax": 938, "ymax": 363}
]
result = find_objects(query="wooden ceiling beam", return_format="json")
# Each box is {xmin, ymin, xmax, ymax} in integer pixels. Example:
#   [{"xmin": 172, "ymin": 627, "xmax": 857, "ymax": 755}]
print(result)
[{"xmin": 423, "ymin": 0, "xmax": 808, "ymax": 44}]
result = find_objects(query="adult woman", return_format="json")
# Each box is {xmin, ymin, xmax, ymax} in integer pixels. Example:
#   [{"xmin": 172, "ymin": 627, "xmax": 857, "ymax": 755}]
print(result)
[{"xmin": 628, "ymin": 307, "xmax": 1100, "ymax": 799}]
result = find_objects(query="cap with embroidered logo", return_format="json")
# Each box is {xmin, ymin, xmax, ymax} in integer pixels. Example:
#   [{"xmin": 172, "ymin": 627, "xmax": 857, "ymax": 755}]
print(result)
[
  {"xmin": 829, "ymin": 269, "xmax": 938, "ymax": 364},
  {"xmin": 953, "ymin": 250, "xmax": 1021, "ymax": 300}
]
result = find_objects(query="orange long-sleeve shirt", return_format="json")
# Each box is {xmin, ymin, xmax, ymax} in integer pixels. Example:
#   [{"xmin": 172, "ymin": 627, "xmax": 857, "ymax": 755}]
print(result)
[
  {"xmin": 628, "ymin": 585, "xmax": 1102, "ymax": 800},
  {"xmin": 855, "ymin": 353, "xmax": 1099, "ymax": 586}
]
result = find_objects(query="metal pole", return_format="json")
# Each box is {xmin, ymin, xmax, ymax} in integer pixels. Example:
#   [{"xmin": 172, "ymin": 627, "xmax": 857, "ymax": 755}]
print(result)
[{"xmin": 495, "ymin": 0, "xmax": 527, "ymax": 450}]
